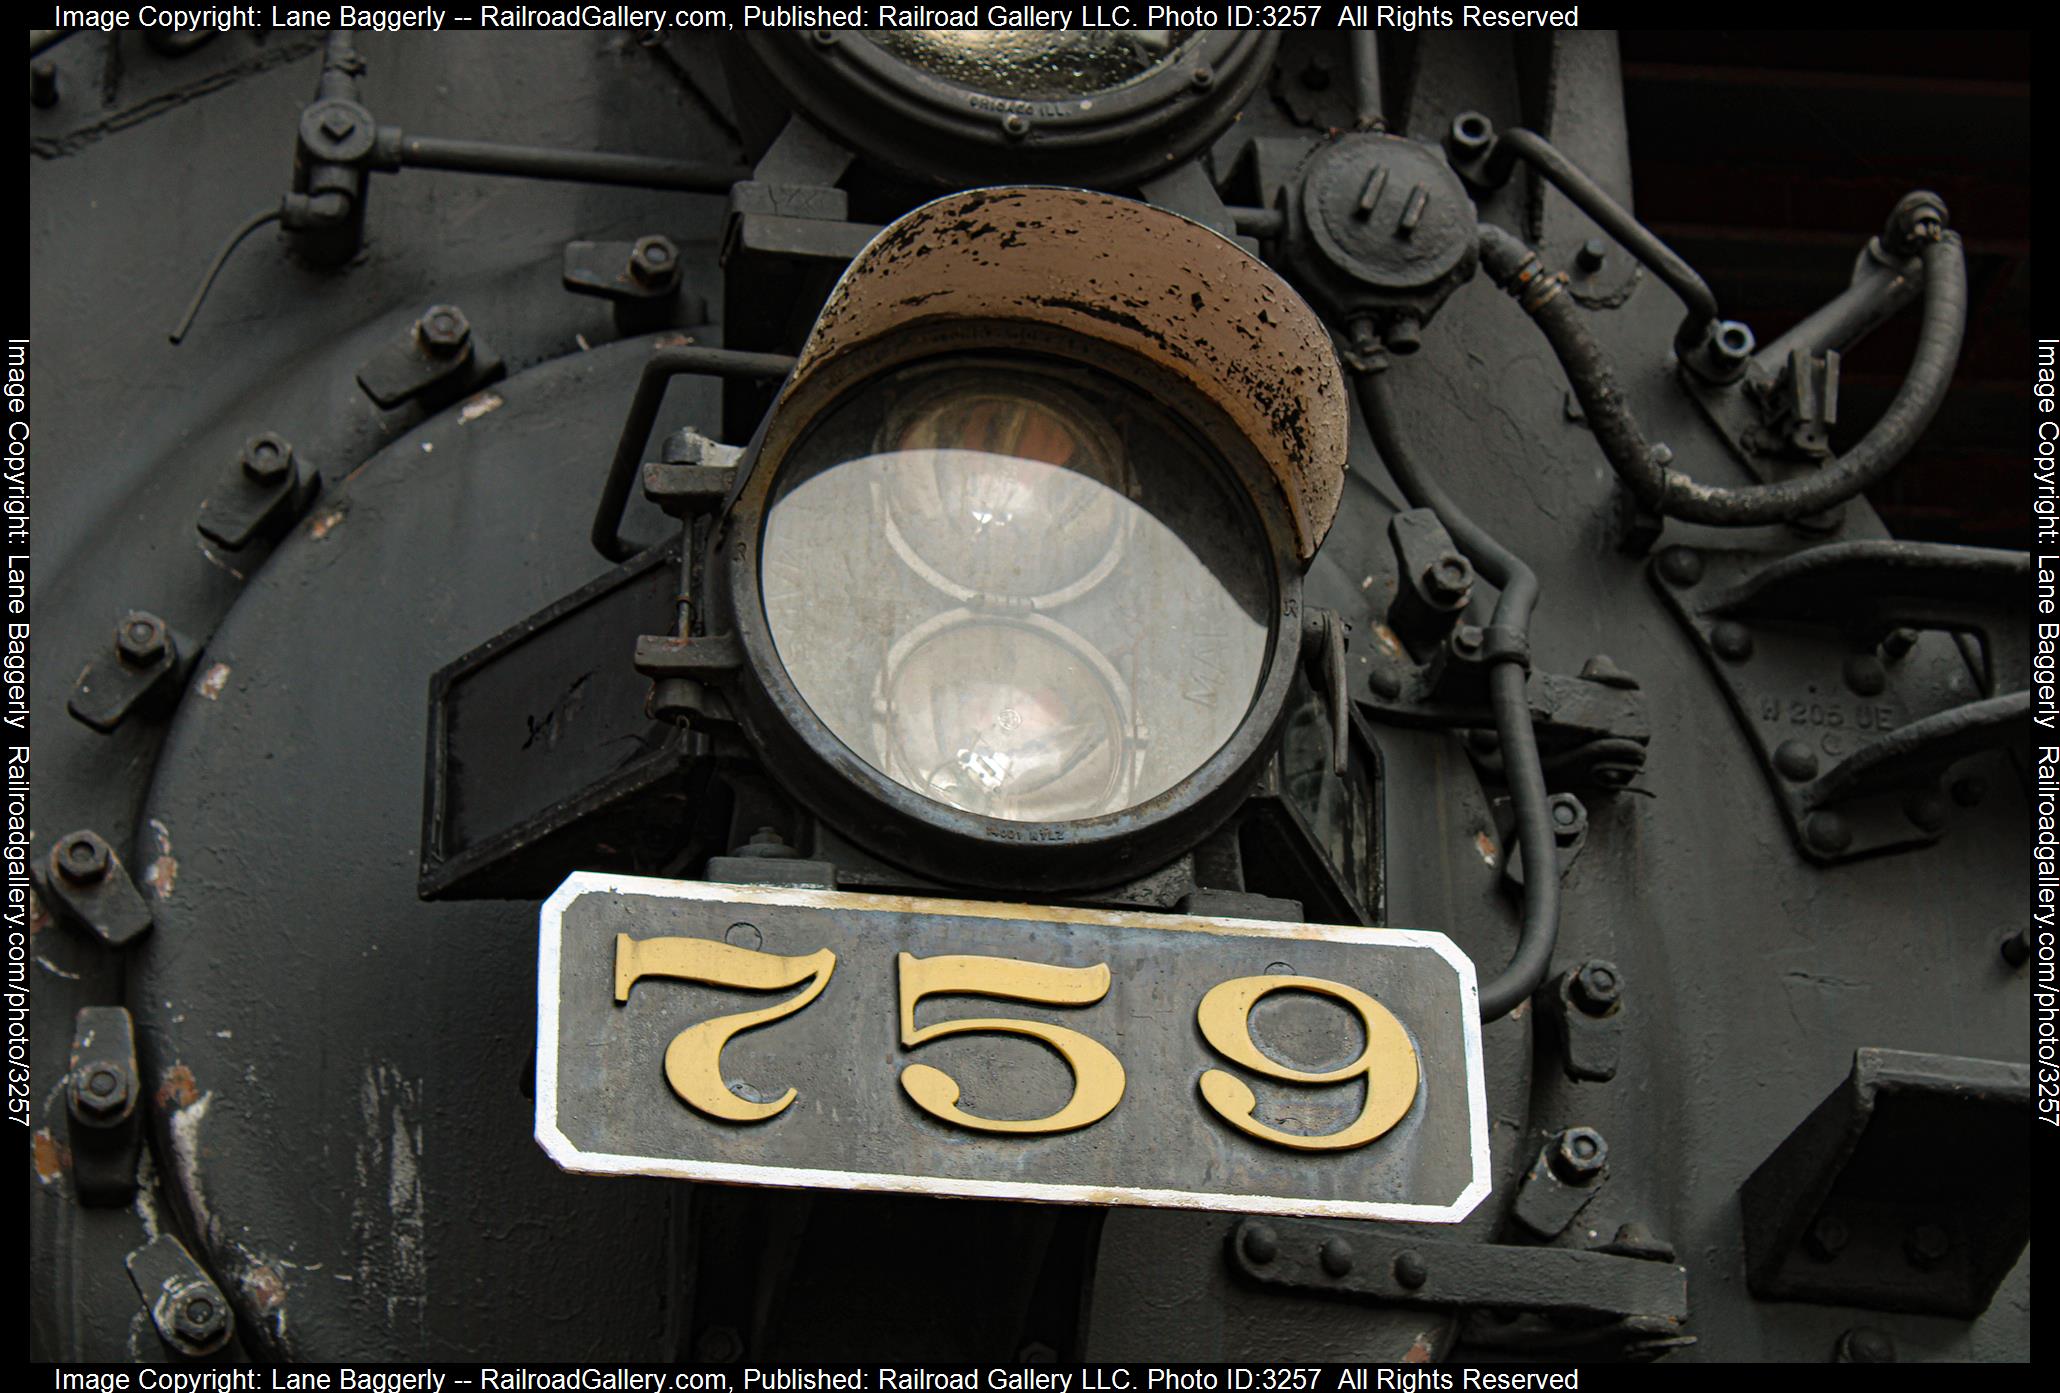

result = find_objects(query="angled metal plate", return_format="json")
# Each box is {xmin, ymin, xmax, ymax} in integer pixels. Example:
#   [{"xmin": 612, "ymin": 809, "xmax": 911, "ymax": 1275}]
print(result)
[{"xmin": 538, "ymin": 874, "xmax": 1488, "ymax": 1223}]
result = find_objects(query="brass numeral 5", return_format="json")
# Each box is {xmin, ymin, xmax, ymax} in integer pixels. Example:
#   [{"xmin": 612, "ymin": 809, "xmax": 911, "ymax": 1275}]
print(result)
[{"xmin": 895, "ymin": 952, "xmax": 1127, "ymax": 1135}]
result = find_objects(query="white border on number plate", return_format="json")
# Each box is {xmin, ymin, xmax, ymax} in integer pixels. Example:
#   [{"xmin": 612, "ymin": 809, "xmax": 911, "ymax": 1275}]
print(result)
[{"xmin": 536, "ymin": 871, "xmax": 1492, "ymax": 1223}]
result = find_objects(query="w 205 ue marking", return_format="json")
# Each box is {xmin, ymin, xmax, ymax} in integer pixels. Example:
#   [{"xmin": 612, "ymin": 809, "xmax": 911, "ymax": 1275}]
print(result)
[{"xmin": 538, "ymin": 874, "xmax": 1489, "ymax": 1221}]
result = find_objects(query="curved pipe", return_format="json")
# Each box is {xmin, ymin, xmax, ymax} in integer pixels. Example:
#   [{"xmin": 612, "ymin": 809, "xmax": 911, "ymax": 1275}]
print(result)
[
  {"xmin": 1482, "ymin": 126, "xmax": 1719, "ymax": 360},
  {"xmin": 1477, "ymin": 221, "xmax": 1968, "ymax": 528},
  {"xmin": 1356, "ymin": 365, "xmax": 1559, "ymax": 1022}
]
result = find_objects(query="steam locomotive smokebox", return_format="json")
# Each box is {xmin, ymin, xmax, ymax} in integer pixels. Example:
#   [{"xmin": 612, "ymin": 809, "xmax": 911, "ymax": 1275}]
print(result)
[{"xmin": 1740, "ymin": 1047, "xmax": 2030, "ymax": 1318}]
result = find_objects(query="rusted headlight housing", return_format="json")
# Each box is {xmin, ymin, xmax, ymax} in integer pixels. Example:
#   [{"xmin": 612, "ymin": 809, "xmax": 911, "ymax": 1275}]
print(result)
[{"xmin": 689, "ymin": 188, "xmax": 1349, "ymax": 890}]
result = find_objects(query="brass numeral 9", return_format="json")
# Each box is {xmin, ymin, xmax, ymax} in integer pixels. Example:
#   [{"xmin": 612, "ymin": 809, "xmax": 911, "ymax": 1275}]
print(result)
[{"xmin": 1194, "ymin": 975, "xmax": 1420, "ymax": 1151}]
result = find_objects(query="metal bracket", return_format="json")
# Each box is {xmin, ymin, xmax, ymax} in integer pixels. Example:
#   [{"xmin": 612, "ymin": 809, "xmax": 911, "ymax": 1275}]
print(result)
[
  {"xmin": 1741, "ymin": 1047, "xmax": 2030, "ymax": 1318},
  {"xmin": 1651, "ymin": 541, "xmax": 2029, "ymax": 861},
  {"xmin": 37, "ymin": 831, "xmax": 154, "ymax": 949},
  {"xmin": 67, "ymin": 610, "xmax": 198, "ymax": 733},
  {"xmin": 1538, "ymin": 959, "xmax": 1623, "ymax": 1083},
  {"xmin": 67, "ymin": 1006, "xmax": 142, "ymax": 1206},
  {"xmin": 354, "ymin": 304, "xmax": 505, "ymax": 410},
  {"xmin": 1511, "ymin": 1127, "xmax": 1611, "ymax": 1238},
  {"xmin": 196, "ymin": 432, "xmax": 322, "ymax": 552},
  {"xmin": 1228, "ymin": 1217, "xmax": 1686, "ymax": 1323},
  {"xmin": 563, "ymin": 235, "xmax": 693, "ymax": 335}
]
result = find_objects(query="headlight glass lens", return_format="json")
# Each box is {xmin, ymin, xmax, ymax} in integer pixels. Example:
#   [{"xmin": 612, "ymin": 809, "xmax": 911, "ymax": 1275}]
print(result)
[
  {"xmin": 761, "ymin": 359, "xmax": 1272, "ymax": 824},
  {"xmin": 863, "ymin": 30, "xmax": 1187, "ymax": 101}
]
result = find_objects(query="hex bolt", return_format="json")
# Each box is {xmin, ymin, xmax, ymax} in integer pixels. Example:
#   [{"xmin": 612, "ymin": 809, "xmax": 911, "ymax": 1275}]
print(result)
[
  {"xmin": 1445, "ymin": 110, "xmax": 1493, "ymax": 163},
  {"xmin": 1575, "ymin": 238, "xmax": 1608, "ymax": 273},
  {"xmin": 1319, "ymin": 1237, "xmax": 1355, "ymax": 1277},
  {"xmin": 629, "ymin": 234, "xmax": 679, "ymax": 288},
  {"xmin": 1656, "ymin": 546, "xmax": 1704, "ymax": 588},
  {"xmin": 1774, "ymin": 739, "xmax": 1820, "ymax": 782},
  {"xmin": 1392, "ymin": 1249, "xmax": 1429, "ymax": 1289},
  {"xmin": 1836, "ymin": 1327, "xmax": 1897, "ymax": 1364},
  {"xmin": 416, "ymin": 305, "xmax": 471, "ymax": 357},
  {"xmin": 74, "ymin": 1063, "xmax": 131, "ymax": 1119},
  {"xmin": 1710, "ymin": 621, "xmax": 1754, "ymax": 663},
  {"xmin": 55, "ymin": 831, "xmax": 113, "ymax": 885},
  {"xmin": 1551, "ymin": 1126, "xmax": 1608, "ymax": 1182},
  {"xmin": 1805, "ymin": 812, "xmax": 1854, "ymax": 855},
  {"xmin": 30, "ymin": 59, "xmax": 58, "ymax": 108},
  {"xmin": 240, "ymin": 432, "xmax": 294, "ymax": 484},
  {"xmin": 1569, "ymin": 960, "xmax": 1621, "ymax": 1016},
  {"xmin": 1240, "ymin": 1223, "xmax": 1280, "ymax": 1265},
  {"xmin": 1423, "ymin": 552, "xmax": 1474, "ymax": 605},
  {"xmin": 1904, "ymin": 1223, "xmax": 1951, "ymax": 1270},
  {"xmin": 164, "ymin": 1281, "xmax": 230, "ymax": 1353},
  {"xmin": 1843, "ymin": 653, "xmax": 1888, "ymax": 697},
  {"xmin": 1452, "ymin": 625, "xmax": 1485, "ymax": 659},
  {"xmin": 1709, "ymin": 320, "xmax": 1757, "ymax": 375},
  {"xmin": 116, "ymin": 611, "xmax": 169, "ymax": 666},
  {"xmin": 1001, "ymin": 113, "xmax": 1031, "ymax": 140},
  {"xmin": 1904, "ymin": 791, "xmax": 1948, "ymax": 833},
  {"xmin": 1804, "ymin": 1214, "xmax": 1850, "ymax": 1262}
]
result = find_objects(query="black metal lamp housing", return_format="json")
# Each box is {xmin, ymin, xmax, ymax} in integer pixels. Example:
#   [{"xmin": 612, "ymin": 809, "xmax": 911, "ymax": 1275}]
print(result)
[{"xmin": 677, "ymin": 187, "xmax": 1350, "ymax": 892}]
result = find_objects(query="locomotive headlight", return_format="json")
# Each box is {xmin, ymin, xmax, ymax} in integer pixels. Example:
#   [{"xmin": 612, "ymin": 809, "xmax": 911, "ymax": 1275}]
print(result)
[{"xmin": 701, "ymin": 187, "xmax": 1349, "ymax": 888}]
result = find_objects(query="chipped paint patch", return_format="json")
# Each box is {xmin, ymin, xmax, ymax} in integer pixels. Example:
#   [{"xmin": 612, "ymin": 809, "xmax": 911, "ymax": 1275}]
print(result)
[
  {"xmin": 196, "ymin": 662, "xmax": 232, "ymax": 700},
  {"xmin": 352, "ymin": 1064, "xmax": 428, "ymax": 1329},
  {"xmin": 1475, "ymin": 831, "xmax": 1499, "ymax": 867},
  {"xmin": 35, "ymin": 954, "xmax": 80, "ymax": 980},
  {"xmin": 143, "ymin": 818, "xmax": 177, "ymax": 900},
  {"xmin": 33, "ymin": 1128, "xmax": 70, "ymax": 1183},
  {"xmin": 457, "ymin": 391, "xmax": 504, "ymax": 424},
  {"xmin": 157, "ymin": 1062, "xmax": 200, "ymax": 1110},
  {"xmin": 29, "ymin": 887, "xmax": 50, "ymax": 936},
  {"xmin": 1372, "ymin": 623, "xmax": 1408, "ymax": 662},
  {"xmin": 310, "ymin": 507, "xmax": 345, "ymax": 540},
  {"xmin": 166, "ymin": 1090, "xmax": 216, "ymax": 1242},
  {"xmin": 653, "ymin": 333, "xmax": 694, "ymax": 348},
  {"xmin": 1403, "ymin": 1332, "xmax": 1436, "ymax": 1362}
]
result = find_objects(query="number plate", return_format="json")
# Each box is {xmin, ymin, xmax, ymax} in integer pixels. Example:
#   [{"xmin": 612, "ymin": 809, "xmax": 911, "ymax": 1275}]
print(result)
[{"xmin": 538, "ymin": 874, "xmax": 1489, "ymax": 1222}]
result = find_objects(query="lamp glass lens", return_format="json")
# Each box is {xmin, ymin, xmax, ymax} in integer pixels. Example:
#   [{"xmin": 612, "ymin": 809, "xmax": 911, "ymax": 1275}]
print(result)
[
  {"xmin": 761, "ymin": 360, "xmax": 1272, "ymax": 824},
  {"xmin": 863, "ymin": 30, "xmax": 1186, "ymax": 101}
]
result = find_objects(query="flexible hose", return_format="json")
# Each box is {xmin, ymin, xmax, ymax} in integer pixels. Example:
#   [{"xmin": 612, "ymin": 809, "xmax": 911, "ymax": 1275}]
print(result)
[
  {"xmin": 1476, "ymin": 221, "xmax": 1968, "ymax": 527},
  {"xmin": 1356, "ymin": 365, "xmax": 1559, "ymax": 1022}
]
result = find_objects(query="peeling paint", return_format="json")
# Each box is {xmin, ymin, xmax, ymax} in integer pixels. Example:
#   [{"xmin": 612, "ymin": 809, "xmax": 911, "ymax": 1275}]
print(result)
[
  {"xmin": 1403, "ymin": 1332, "xmax": 1436, "ymax": 1362},
  {"xmin": 197, "ymin": 662, "xmax": 232, "ymax": 700},
  {"xmin": 457, "ymin": 391, "xmax": 504, "ymax": 424},
  {"xmin": 32, "ymin": 1128, "xmax": 70, "ymax": 1183},
  {"xmin": 157, "ymin": 1062, "xmax": 199, "ymax": 1110},
  {"xmin": 1475, "ymin": 830, "xmax": 1499, "ymax": 866},
  {"xmin": 143, "ymin": 819, "xmax": 177, "ymax": 900},
  {"xmin": 352, "ymin": 1064, "xmax": 428, "ymax": 1331},
  {"xmin": 166, "ymin": 1089, "xmax": 217, "ymax": 1243},
  {"xmin": 310, "ymin": 507, "xmax": 346, "ymax": 540}
]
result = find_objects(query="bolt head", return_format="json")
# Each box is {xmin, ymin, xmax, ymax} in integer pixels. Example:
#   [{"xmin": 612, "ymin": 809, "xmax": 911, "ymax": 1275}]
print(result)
[
  {"xmin": 1905, "ymin": 1223, "xmax": 1951, "ymax": 1269},
  {"xmin": 1452, "ymin": 624, "xmax": 1485, "ymax": 657},
  {"xmin": 170, "ymin": 1286, "xmax": 229, "ymax": 1345},
  {"xmin": 1575, "ymin": 238, "xmax": 1608, "ymax": 273},
  {"xmin": 54, "ymin": 831, "xmax": 112, "ymax": 885},
  {"xmin": 240, "ymin": 432, "xmax": 294, "ymax": 484},
  {"xmin": 1656, "ymin": 546, "xmax": 1704, "ymax": 588},
  {"xmin": 1319, "ymin": 1237, "xmax": 1355, "ymax": 1277},
  {"xmin": 1710, "ymin": 621, "xmax": 1754, "ymax": 663},
  {"xmin": 1001, "ymin": 113, "xmax": 1030, "ymax": 139},
  {"xmin": 629, "ymin": 234, "xmax": 679, "ymax": 287},
  {"xmin": 1805, "ymin": 1214, "xmax": 1850, "ymax": 1261},
  {"xmin": 1904, "ymin": 791, "xmax": 1949, "ymax": 833},
  {"xmin": 1424, "ymin": 553, "xmax": 1473, "ymax": 604},
  {"xmin": 116, "ymin": 611, "xmax": 169, "ymax": 665},
  {"xmin": 1552, "ymin": 1126, "xmax": 1608, "ymax": 1181},
  {"xmin": 1392, "ymin": 1249, "xmax": 1429, "ymax": 1289},
  {"xmin": 417, "ymin": 304, "xmax": 471, "ymax": 355},
  {"xmin": 1190, "ymin": 64, "xmax": 1215, "ymax": 90},
  {"xmin": 1837, "ymin": 1327, "xmax": 1897, "ymax": 1364},
  {"xmin": 1570, "ymin": 960, "xmax": 1621, "ymax": 1015},
  {"xmin": 1446, "ymin": 111, "xmax": 1493, "ymax": 160},
  {"xmin": 1774, "ymin": 739, "xmax": 1820, "ymax": 782},
  {"xmin": 1240, "ymin": 1223, "xmax": 1280, "ymax": 1265},
  {"xmin": 74, "ymin": 1063, "xmax": 130, "ymax": 1118},
  {"xmin": 1843, "ymin": 653, "xmax": 1888, "ymax": 697},
  {"xmin": 1805, "ymin": 811, "xmax": 1854, "ymax": 856}
]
